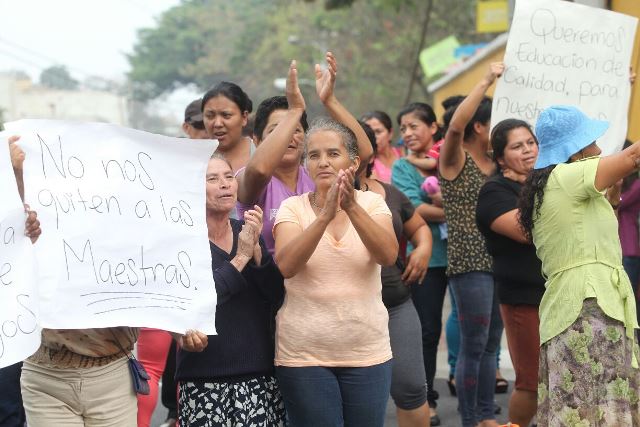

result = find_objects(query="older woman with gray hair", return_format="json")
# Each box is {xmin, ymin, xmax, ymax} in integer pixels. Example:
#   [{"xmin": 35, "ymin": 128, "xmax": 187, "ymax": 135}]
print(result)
[{"xmin": 273, "ymin": 117, "xmax": 398, "ymax": 427}]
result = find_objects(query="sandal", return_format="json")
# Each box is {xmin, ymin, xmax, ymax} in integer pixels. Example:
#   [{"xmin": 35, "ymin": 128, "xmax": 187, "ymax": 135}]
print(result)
[
  {"xmin": 447, "ymin": 374, "xmax": 456, "ymax": 396},
  {"xmin": 495, "ymin": 377, "xmax": 509, "ymax": 394}
]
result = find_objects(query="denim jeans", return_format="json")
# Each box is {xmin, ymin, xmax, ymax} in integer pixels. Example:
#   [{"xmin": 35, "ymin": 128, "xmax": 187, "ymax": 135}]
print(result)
[
  {"xmin": 0, "ymin": 362, "xmax": 25, "ymax": 427},
  {"xmin": 449, "ymin": 272, "xmax": 503, "ymax": 427},
  {"xmin": 276, "ymin": 360, "xmax": 392, "ymax": 427},
  {"xmin": 447, "ymin": 291, "xmax": 502, "ymax": 377},
  {"xmin": 411, "ymin": 266, "xmax": 448, "ymax": 406}
]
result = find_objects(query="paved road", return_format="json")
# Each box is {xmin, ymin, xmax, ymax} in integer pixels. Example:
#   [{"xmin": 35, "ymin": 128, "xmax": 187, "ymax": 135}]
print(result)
[
  {"xmin": 151, "ymin": 377, "xmax": 513, "ymax": 427},
  {"xmin": 151, "ymin": 292, "xmax": 516, "ymax": 426}
]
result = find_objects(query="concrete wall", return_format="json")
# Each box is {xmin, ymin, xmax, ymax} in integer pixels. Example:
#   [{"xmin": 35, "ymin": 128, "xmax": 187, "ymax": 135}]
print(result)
[{"xmin": 0, "ymin": 76, "xmax": 129, "ymax": 126}]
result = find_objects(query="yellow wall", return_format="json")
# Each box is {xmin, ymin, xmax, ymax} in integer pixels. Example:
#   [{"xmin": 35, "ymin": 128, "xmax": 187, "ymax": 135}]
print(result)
[
  {"xmin": 612, "ymin": 0, "xmax": 640, "ymax": 141},
  {"xmin": 432, "ymin": 48, "xmax": 505, "ymax": 122},
  {"xmin": 433, "ymin": 1, "xmax": 639, "ymax": 141}
]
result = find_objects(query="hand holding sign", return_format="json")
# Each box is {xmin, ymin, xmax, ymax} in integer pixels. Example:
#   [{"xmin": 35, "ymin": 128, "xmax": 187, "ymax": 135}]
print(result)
[
  {"xmin": 492, "ymin": 0, "xmax": 638, "ymax": 155},
  {"xmin": 0, "ymin": 135, "xmax": 40, "ymax": 368},
  {"xmin": 4, "ymin": 119, "xmax": 219, "ymax": 335},
  {"xmin": 484, "ymin": 62, "xmax": 505, "ymax": 85}
]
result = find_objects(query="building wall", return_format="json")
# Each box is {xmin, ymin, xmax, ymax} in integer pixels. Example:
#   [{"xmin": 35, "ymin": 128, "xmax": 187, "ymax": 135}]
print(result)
[
  {"xmin": 0, "ymin": 76, "xmax": 129, "ymax": 127},
  {"xmin": 612, "ymin": 0, "xmax": 640, "ymax": 141},
  {"xmin": 432, "ymin": 48, "xmax": 505, "ymax": 122},
  {"xmin": 433, "ymin": 2, "xmax": 639, "ymax": 141}
]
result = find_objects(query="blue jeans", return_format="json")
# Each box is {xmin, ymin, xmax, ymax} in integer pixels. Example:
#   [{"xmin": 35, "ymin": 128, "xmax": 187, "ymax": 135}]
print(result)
[
  {"xmin": 449, "ymin": 272, "xmax": 503, "ymax": 427},
  {"xmin": 447, "ymin": 292, "xmax": 502, "ymax": 376},
  {"xmin": 276, "ymin": 361, "xmax": 392, "ymax": 427}
]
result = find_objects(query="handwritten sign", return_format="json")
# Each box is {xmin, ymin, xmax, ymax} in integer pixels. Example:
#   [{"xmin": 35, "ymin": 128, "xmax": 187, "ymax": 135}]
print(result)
[
  {"xmin": 4, "ymin": 120, "xmax": 219, "ymax": 335},
  {"xmin": 0, "ymin": 135, "xmax": 41, "ymax": 368},
  {"xmin": 492, "ymin": 0, "xmax": 638, "ymax": 155}
]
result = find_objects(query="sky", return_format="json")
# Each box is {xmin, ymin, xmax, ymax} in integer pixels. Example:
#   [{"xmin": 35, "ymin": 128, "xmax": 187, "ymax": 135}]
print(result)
[{"xmin": 0, "ymin": 0, "xmax": 180, "ymax": 82}]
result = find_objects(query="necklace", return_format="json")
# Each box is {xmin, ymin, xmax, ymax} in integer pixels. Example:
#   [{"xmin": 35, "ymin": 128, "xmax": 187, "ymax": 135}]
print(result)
[{"xmin": 310, "ymin": 192, "xmax": 342, "ymax": 213}]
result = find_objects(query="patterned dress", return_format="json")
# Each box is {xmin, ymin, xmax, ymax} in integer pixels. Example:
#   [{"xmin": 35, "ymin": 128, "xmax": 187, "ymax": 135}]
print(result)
[{"xmin": 532, "ymin": 158, "xmax": 640, "ymax": 426}]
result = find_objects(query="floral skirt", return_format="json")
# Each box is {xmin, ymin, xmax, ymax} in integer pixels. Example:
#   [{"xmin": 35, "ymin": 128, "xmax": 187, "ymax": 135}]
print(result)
[
  {"xmin": 179, "ymin": 375, "xmax": 286, "ymax": 427},
  {"xmin": 537, "ymin": 299, "xmax": 640, "ymax": 426}
]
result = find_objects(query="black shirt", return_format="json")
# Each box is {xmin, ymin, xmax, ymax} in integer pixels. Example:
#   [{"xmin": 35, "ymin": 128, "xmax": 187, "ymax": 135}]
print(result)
[
  {"xmin": 379, "ymin": 181, "xmax": 415, "ymax": 308},
  {"xmin": 476, "ymin": 174, "xmax": 545, "ymax": 306},
  {"xmin": 176, "ymin": 218, "xmax": 284, "ymax": 382}
]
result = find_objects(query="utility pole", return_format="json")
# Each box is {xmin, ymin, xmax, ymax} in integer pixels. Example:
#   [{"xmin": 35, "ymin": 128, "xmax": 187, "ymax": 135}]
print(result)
[{"xmin": 403, "ymin": 0, "xmax": 434, "ymax": 106}]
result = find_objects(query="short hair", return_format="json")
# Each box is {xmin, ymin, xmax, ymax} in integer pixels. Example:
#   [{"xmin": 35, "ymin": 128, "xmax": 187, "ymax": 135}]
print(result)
[
  {"xmin": 254, "ymin": 96, "xmax": 309, "ymax": 141},
  {"xmin": 202, "ymin": 82, "xmax": 253, "ymax": 114},
  {"xmin": 360, "ymin": 110, "xmax": 393, "ymax": 132},
  {"xmin": 303, "ymin": 117, "xmax": 358, "ymax": 162}
]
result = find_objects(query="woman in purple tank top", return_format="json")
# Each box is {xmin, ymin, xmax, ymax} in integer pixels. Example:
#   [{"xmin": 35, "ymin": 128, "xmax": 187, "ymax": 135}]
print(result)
[{"xmin": 236, "ymin": 52, "xmax": 373, "ymax": 254}]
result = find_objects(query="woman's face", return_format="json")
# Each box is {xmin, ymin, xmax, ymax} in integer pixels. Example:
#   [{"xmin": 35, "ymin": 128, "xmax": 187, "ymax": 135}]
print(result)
[
  {"xmin": 399, "ymin": 112, "xmax": 437, "ymax": 154},
  {"xmin": 365, "ymin": 118, "xmax": 392, "ymax": 152},
  {"xmin": 259, "ymin": 109, "xmax": 305, "ymax": 167},
  {"xmin": 203, "ymin": 95, "xmax": 248, "ymax": 151},
  {"xmin": 205, "ymin": 158, "xmax": 238, "ymax": 213},
  {"xmin": 306, "ymin": 130, "xmax": 359, "ymax": 189},
  {"xmin": 498, "ymin": 127, "xmax": 539, "ymax": 175}
]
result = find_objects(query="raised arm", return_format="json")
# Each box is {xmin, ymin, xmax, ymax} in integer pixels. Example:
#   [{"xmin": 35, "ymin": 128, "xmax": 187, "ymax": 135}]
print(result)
[
  {"xmin": 596, "ymin": 141, "xmax": 640, "ymax": 191},
  {"xmin": 274, "ymin": 182, "xmax": 340, "ymax": 278},
  {"xmin": 339, "ymin": 168, "xmax": 398, "ymax": 265},
  {"xmin": 237, "ymin": 62, "xmax": 306, "ymax": 204},
  {"xmin": 316, "ymin": 52, "xmax": 373, "ymax": 173},
  {"xmin": 440, "ymin": 62, "xmax": 504, "ymax": 180}
]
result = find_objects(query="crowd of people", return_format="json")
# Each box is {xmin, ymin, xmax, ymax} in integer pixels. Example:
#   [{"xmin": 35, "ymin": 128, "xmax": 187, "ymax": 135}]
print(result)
[{"xmin": 1, "ymin": 52, "xmax": 640, "ymax": 427}]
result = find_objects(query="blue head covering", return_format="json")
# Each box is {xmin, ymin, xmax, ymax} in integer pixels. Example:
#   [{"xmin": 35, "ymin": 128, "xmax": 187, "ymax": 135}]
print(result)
[{"xmin": 534, "ymin": 105, "xmax": 609, "ymax": 169}]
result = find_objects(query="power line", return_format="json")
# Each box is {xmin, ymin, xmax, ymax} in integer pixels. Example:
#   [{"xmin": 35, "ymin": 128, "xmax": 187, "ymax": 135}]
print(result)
[{"xmin": 0, "ymin": 36, "xmax": 94, "ymax": 78}]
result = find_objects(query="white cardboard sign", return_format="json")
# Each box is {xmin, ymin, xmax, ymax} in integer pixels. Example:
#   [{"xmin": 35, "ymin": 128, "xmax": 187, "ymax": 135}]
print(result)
[
  {"xmin": 492, "ymin": 0, "xmax": 638, "ymax": 155},
  {"xmin": 4, "ymin": 120, "xmax": 219, "ymax": 335},
  {"xmin": 0, "ymin": 135, "xmax": 41, "ymax": 368}
]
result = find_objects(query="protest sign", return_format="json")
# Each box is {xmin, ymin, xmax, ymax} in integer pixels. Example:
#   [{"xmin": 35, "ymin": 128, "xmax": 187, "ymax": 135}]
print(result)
[
  {"xmin": 492, "ymin": 0, "xmax": 638, "ymax": 155},
  {"xmin": 4, "ymin": 120, "xmax": 219, "ymax": 334},
  {"xmin": 0, "ymin": 135, "xmax": 40, "ymax": 368}
]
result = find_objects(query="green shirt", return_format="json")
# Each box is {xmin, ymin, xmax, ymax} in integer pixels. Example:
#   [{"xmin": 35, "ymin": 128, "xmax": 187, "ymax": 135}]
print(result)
[
  {"xmin": 533, "ymin": 157, "xmax": 638, "ymax": 365},
  {"xmin": 391, "ymin": 158, "xmax": 447, "ymax": 268}
]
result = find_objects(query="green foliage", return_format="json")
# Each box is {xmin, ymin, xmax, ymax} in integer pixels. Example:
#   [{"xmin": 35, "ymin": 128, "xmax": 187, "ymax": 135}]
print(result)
[
  {"xmin": 128, "ymin": 0, "xmax": 490, "ymax": 120},
  {"xmin": 40, "ymin": 65, "xmax": 79, "ymax": 90}
]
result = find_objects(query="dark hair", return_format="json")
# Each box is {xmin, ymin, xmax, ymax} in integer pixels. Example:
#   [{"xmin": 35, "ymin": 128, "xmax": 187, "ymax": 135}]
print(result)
[
  {"xmin": 242, "ymin": 114, "xmax": 255, "ymax": 137},
  {"xmin": 360, "ymin": 111, "xmax": 393, "ymax": 132},
  {"xmin": 441, "ymin": 96, "xmax": 464, "ymax": 134},
  {"xmin": 396, "ymin": 102, "xmax": 442, "ymax": 140},
  {"xmin": 445, "ymin": 96, "xmax": 492, "ymax": 140},
  {"xmin": 358, "ymin": 120, "xmax": 377, "ymax": 178},
  {"xmin": 490, "ymin": 119, "xmax": 537, "ymax": 169},
  {"xmin": 517, "ymin": 165, "xmax": 556, "ymax": 241},
  {"xmin": 253, "ymin": 96, "xmax": 309, "ymax": 141},
  {"xmin": 622, "ymin": 139, "xmax": 638, "ymax": 193},
  {"xmin": 202, "ymin": 81, "xmax": 253, "ymax": 114},
  {"xmin": 397, "ymin": 102, "xmax": 437, "ymax": 127}
]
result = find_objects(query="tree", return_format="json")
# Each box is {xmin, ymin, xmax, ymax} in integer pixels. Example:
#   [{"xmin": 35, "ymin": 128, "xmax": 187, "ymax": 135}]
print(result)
[
  {"xmin": 40, "ymin": 65, "xmax": 79, "ymax": 90},
  {"xmin": 127, "ymin": 0, "xmax": 487, "ymax": 118}
]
